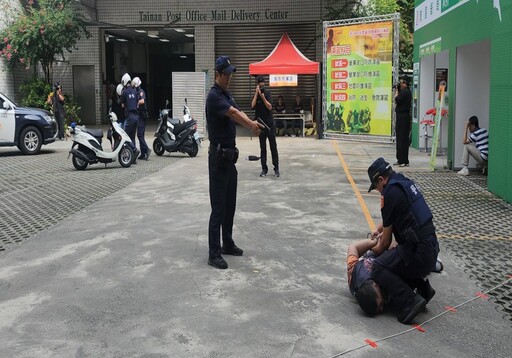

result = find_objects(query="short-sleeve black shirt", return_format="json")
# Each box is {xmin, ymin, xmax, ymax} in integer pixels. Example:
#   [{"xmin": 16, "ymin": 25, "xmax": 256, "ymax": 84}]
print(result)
[
  {"xmin": 254, "ymin": 87, "xmax": 273, "ymax": 124},
  {"xmin": 206, "ymin": 83, "xmax": 238, "ymax": 148}
]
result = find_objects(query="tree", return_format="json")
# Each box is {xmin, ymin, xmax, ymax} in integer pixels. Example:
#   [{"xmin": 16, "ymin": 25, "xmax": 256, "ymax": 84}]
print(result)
[
  {"xmin": 324, "ymin": 0, "xmax": 366, "ymax": 21},
  {"xmin": 0, "ymin": 0, "xmax": 90, "ymax": 83},
  {"xmin": 361, "ymin": 0, "xmax": 414, "ymax": 71}
]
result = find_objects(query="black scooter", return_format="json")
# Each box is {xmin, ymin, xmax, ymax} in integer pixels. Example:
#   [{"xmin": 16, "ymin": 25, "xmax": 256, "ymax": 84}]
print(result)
[{"xmin": 152, "ymin": 103, "xmax": 200, "ymax": 157}]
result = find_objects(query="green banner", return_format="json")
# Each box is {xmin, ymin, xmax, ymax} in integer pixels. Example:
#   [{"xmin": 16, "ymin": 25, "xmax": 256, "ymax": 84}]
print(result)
[
  {"xmin": 441, "ymin": 0, "xmax": 467, "ymax": 12},
  {"xmin": 419, "ymin": 38, "xmax": 442, "ymax": 58}
]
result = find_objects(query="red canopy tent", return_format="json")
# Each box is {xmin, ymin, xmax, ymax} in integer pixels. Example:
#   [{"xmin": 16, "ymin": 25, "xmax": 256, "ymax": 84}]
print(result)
[{"xmin": 249, "ymin": 33, "xmax": 319, "ymax": 75}]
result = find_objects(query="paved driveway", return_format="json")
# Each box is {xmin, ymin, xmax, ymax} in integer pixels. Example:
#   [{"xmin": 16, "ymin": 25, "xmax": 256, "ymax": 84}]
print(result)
[{"xmin": 0, "ymin": 135, "xmax": 510, "ymax": 357}]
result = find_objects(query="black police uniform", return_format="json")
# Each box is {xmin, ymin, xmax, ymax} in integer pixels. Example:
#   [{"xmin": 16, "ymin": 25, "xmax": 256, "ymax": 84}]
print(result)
[
  {"xmin": 121, "ymin": 86, "xmax": 139, "ymax": 154},
  {"xmin": 253, "ymin": 86, "xmax": 279, "ymax": 174},
  {"xmin": 136, "ymin": 86, "xmax": 150, "ymax": 158},
  {"xmin": 395, "ymin": 85, "xmax": 412, "ymax": 165},
  {"xmin": 371, "ymin": 172, "xmax": 439, "ymax": 310},
  {"xmin": 206, "ymin": 83, "xmax": 240, "ymax": 259}
]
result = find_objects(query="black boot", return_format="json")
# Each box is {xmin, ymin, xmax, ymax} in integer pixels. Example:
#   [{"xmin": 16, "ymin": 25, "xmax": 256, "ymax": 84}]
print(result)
[{"xmin": 397, "ymin": 294, "xmax": 426, "ymax": 324}]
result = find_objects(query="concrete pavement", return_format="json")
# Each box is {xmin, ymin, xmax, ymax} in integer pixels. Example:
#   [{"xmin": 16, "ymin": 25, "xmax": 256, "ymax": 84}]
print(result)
[{"xmin": 0, "ymin": 134, "xmax": 510, "ymax": 357}]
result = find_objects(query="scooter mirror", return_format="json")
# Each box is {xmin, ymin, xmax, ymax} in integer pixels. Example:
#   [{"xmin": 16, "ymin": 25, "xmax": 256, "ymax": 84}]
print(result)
[{"xmin": 109, "ymin": 112, "xmax": 119, "ymax": 122}]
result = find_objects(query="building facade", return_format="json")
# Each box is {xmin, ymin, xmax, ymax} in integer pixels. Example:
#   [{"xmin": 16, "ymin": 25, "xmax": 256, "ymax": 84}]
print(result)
[
  {"xmin": 4, "ymin": 1, "xmax": 329, "ymax": 127},
  {"xmin": 413, "ymin": 0, "xmax": 512, "ymax": 203}
]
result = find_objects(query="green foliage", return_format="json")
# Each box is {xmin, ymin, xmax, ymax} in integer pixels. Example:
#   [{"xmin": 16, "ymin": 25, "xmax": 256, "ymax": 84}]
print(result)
[
  {"xmin": 0, "ymin": 0, "xmax": 90, "ymax": 83},
  {"xmin": 63, "ymin": 95, "xmax": 82, "ymax": 125},
  {"xmin": 19, "ymin": 76, "xmax": 51, "ymax": 110},
  {"xmin": 370, "ymin": 0, "xmax": 399, "ymax": 15},
  {"xmin": 356, "ymin": 0, "xmax": 414, "ymax": 71},
  {"xmin": 324, "ymin": 0, "xmax": 365, "ymax": 21},
  {"xmin": 19, "ymin": 76, "xmax": 81, "ymax": 124}
]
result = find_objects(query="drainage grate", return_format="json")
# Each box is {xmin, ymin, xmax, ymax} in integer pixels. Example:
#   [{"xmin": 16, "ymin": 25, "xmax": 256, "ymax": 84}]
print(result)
[{"xmin": 407, "ymin": 170, "xmax": 512, "ymax": 324}]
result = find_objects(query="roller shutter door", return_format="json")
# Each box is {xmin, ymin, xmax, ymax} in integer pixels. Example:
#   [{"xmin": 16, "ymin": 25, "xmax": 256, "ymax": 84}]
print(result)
[
  {"xmin": 215, "ymin": 24, "xmax": 318, "ymax": 118},
  {"xmin": 172, "ymin": 72, "xmax": 207, "ymax": 137}
]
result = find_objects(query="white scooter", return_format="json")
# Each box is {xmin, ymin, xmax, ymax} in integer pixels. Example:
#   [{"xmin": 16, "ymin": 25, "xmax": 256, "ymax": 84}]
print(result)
[{"xmin": 68, "ymin": 112, "xmax": 134, "ymax": 170}]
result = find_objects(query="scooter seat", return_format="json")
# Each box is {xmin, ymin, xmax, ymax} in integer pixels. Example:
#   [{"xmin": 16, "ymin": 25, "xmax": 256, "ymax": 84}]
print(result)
[
  {"xmin": 168, "ymin": 118, "xmax": 181, "ymax": 126},
  {"xmin": 86, "ymin": 128, "xmax": 104, "ymax": 139},
  {"xmin": 173, "ymin": 120, "xmax": 194, "ymax": 135}
]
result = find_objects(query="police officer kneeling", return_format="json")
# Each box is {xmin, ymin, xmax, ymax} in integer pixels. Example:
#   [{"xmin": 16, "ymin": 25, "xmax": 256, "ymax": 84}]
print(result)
[{"xmin": 368, "ymin": 157, "xmax": 439, "ymax": 324}]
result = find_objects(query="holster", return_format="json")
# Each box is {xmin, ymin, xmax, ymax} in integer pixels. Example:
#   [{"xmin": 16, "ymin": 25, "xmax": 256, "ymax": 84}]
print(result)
[
  {"xmin": 212, "ymin": 144, "xmax": 239, "ymax": 169},
  {"xmin": 220, "ymin": 147, "xmax": 239, "ymax": 164}
]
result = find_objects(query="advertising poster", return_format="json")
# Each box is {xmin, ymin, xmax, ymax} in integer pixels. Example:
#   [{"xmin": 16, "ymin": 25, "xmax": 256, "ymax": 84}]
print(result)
[{"xmin": 326, "ymin": 21, "xmax": 393, "ymax": 136}]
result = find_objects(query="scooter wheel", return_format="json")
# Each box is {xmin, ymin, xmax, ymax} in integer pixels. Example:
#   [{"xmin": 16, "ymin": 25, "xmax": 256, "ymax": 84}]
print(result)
[
  {"xmin": 188, "ymin": 140, "xmax": 198, "ymax": 157},
  {"xmin": 72, "ymin": 154, "xmax": 88, "ymax": 170},
  {"xmin": 153, "ymin": 138, "xmax": 165, "ymax": 156},
  {"xmin": 119, "ymin": 145, "xmax": 133, "ymax": 167}
]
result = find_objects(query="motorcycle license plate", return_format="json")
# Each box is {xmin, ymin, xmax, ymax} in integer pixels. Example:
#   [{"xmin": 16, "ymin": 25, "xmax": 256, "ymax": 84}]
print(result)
[{"xmin": 193, "ymin": 132, "xmax": 201, "ymax": 147}]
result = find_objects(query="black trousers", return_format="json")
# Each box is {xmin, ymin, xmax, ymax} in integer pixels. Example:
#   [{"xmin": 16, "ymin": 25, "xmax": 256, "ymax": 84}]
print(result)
[
  {"xmin": 372, "ymin": 236, "xmax": 439, "ymax": 309},
  {"xmin": 259, "ymin": 124, "xmax": 279, "ymax": 171},
  {"xmin": 208, "ymin": 150, "xmax": 237, "ymax": 258},
  {"xmin": 55, "ymin": 111, "xmax": 65, "ymax": 139},
  {"xmin": 137, "ymin": 118, "xmax": 149, "ymax": 155},
  {"xmin": 395, "ymin": 112, "xmax": 411, "ymax": 165}
]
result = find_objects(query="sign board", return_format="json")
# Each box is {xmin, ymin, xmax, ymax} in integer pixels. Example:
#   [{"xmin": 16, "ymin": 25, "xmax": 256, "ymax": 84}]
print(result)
[
  {"xmin": 324, "ymin": 20, "xmax": 394, "ymax": 136},
  {"xmin": 269, "ymin": 74, "xmax": 297, "ymax": 87}
]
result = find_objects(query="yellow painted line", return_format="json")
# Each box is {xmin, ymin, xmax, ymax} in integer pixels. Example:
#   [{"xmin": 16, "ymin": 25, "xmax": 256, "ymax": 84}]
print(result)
[{"xmin": 331, "ymin": 141, "xmax": 376, "ymax": 231}]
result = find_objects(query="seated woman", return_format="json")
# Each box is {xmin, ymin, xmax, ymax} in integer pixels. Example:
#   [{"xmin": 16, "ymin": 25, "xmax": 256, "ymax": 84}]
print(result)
[{"xmin": 273, "ymin": 95, "xmax": 287, "ymax": 136}]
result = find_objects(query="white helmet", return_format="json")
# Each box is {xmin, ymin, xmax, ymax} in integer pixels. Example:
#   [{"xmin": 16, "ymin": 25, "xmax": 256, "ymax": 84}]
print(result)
[
  {"xmin": 131, "ymin": 77, "xmax": 141, "ymax": 88},
  {"xmin": 121, "ymin": 73, "xmax": 131, "ymax": 87},
  {"xmin": 116, "ymin": 84, "xmax": 123, "ymax": 96}
]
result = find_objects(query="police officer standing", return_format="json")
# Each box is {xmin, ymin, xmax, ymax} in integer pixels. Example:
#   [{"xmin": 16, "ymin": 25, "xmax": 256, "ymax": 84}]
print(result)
[
  {"xmin": 394, "ymin": 78, "xmax": 412, "ymax": 167},
  {"xmin": 132, "ymin": 77, "xmax": 151, "ymax": 160},
  {"xmin": 120, "ymin": 73, "xmax": 140, "ymax": 162},
  {"xmin": 368, "ymin": 157, "xmax": 438, "ymax": 324},
  {"xmin": 206, "ymin": 56, "xmax": 264, "ymax": 269},
  {"xmin": 251, "ymin": 75, "xmax": 280, "ymax": 177}
]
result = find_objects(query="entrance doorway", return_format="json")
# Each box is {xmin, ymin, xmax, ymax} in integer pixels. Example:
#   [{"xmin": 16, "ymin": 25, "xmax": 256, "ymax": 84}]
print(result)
[{"xmin": 103, "ymin": 28, "xmax": 195, "ymax": 121}]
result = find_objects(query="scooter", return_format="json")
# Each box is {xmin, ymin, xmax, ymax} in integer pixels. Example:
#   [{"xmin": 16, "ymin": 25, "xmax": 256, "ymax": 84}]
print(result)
[
  {"xmin": 153, "ymin": 99, "xmax": 201, "ymax": 157},
  {"xmin": 68, "ymin": 112, "xmax": 134, "ymax": 170}
]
